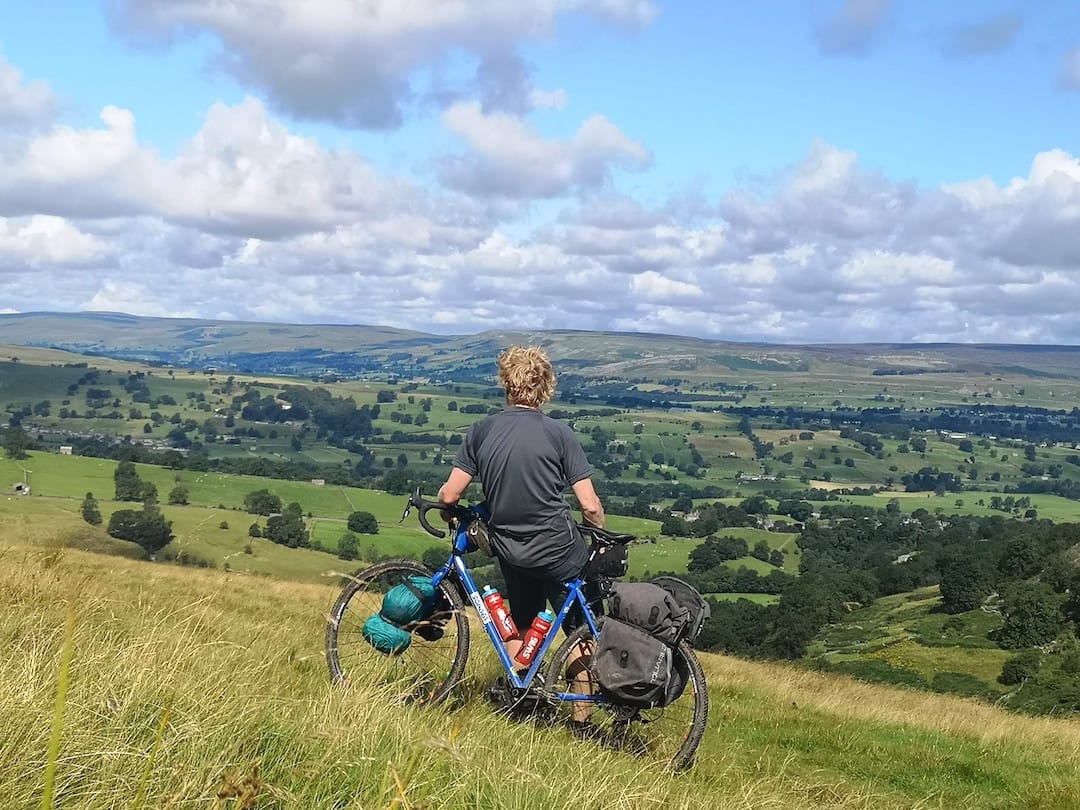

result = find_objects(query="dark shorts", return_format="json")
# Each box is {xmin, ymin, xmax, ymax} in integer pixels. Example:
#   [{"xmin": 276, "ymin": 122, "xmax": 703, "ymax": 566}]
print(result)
[{"xmin": 498, "ymin": 558, "xmax": 603, "ymax": 636}]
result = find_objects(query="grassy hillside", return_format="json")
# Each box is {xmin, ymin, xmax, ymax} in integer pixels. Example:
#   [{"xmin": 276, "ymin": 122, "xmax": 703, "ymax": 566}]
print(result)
[
  {"xmin": 4, "ymin": 533, "xmax": 1080, "ymax": 809},
  {"xmin": 4, "ymin": 313, "xmax": 1080, "ymax": 410},
  {"xmin": 0, "ymin": 452, "xmax": 666, "ymax": 585}
]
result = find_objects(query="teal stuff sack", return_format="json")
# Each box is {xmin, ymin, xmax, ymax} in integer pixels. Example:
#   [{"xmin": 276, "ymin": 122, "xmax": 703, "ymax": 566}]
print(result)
[
  {"xmin": 362, "ymin": 613, "xmax": 413, "ymax": 654},
  {"xmin": 362, "ymin": 575, "xmax": 439, "ymax": 655},
  {"xmin": 381, "ymin": 576, "xmax": 436, "ymax": 625}
]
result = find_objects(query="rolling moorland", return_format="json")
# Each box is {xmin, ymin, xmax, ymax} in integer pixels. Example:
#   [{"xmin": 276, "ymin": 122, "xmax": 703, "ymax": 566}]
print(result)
[{"xmin": 2, "ymin": 313, "xmax": 1080, "ymax": 806}]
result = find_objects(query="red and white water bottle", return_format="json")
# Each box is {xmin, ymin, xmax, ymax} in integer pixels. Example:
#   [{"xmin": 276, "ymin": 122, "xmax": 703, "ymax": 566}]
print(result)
[
  {"xmin": 482, "ymin": 586, "xmax": 519, "ymax": 642},
  {"xmin": 514, "ymin": 610, "xmax": 555, "ymax": 666}
]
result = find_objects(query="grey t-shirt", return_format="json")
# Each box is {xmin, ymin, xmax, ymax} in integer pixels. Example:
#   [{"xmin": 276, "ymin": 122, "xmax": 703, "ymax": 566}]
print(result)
[{"xmin": 453, "ymin": 407, "xmax": 592, "ymax": 577}]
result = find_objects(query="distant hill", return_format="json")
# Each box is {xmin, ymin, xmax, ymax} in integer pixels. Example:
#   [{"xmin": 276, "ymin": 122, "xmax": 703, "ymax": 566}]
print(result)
[{"xmin": 2, "ymin": 310, "xmax": 1080, "ymax": 386}]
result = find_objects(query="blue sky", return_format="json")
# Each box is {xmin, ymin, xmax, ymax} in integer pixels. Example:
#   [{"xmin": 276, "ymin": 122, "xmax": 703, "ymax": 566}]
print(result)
[{"xmin": 1, "ymin": 1, "xmax": 1079, "ymax": 344}]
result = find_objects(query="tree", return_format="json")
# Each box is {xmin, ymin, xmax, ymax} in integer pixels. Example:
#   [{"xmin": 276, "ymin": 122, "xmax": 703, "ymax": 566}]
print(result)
[
  {"xmin": 244, "ymin": 488, "xmax": 283, "ymax": 515},
  {"xmin": 2, "ymin": 426, "xmax": 30, "ymax": 459},
  {"xmin": 264, "ymin": 502, "xmax": 308, "ymax": 548},
  {"xmin": 114, "ymin": 460, "xmax": 151, "ymax": 502},
  {"xmin": 338, "ymin": 533, "xmax": 360, "ymax": 561},
  {"xmin": 347, "ymin": 510, "xmax": 379, "ymax": 534},
  {"xmin": 998, "ymin": 650, "xmax": 1042, "ymax": 685},
  {"xmin": 938, "ymin": 558, "xmax": 992, "ymax": 614},
  {"xmin": 739, "ymin": 495, "xmax": 770, "ymax": 515},
  {"xmin": 660, "ymin": 514, "xmax": 690, "ymax": 537},
  {"xmin": 80, "ymin": 492, "xmax": 102, "ymax": 526},
  {"xmin": 107, "ymin": 504, "xmax": 173, "ymax": 553},
  {"xmin": 168, "ymin": 485, "xmax": 189, "ymax": 505},
  {"xmin": 379, "ymin": 468, "xmax": 411, "ymax": 496},
  {"xmin": 993, "ymin": 583, "xmax": 1064, "ymax": 650}
]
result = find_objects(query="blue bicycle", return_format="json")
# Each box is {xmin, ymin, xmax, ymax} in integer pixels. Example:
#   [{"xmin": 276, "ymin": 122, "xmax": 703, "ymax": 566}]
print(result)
[{"xmin": 325, "ymin": 490, "xmax": 709, "ymax": 769}]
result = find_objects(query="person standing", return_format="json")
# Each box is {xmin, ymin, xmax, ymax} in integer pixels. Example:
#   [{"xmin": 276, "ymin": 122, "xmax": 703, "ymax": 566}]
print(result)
[{"xmin": 437, "ymin": 346, "xmax": 604, "ymax": 726}]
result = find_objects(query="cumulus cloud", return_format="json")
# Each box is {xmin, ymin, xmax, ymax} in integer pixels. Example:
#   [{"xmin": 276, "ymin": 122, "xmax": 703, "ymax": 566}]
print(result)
[
  {"xmin": 0, "ymin": 98, "xmax": 457, "ymax": 238},
  {"xmin": 108, "ymin": 0, "xmax": 657, "ymax": 129},
  {"xmin": 813, "ymin": 0, "xmax": 891, "ymax": 56},
  {"xmin": 437, "ymin": 102, "xmax": 650, "ymax": 198},
  {"xmin": 0, "ymin": 216, "xmax": 110, "ymax": 266},
  {"xmin": 0, "ymin": 55, "xmax": 56, "ymax": 129},
  {"xmin": 3, "ymin": 39, "xmax": 1080, "ymax": 345},
  {"xmin": 82, "ymin": 280, "xmax": 198, "ymax": 318},
  {"xmin": 943, "ymin": 13, "xmax": 1022, "ymax": 56},
  {"xmin": 631, "ymin": 271, "xmax": 701, "ymax": 300},
  {"xmin": 1058, "ymin": 46, "xmax": 1080, "ymax": 91}
]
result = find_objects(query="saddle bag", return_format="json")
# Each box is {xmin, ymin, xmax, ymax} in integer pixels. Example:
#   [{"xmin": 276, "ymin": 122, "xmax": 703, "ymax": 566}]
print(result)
[{"xmin": 583, "ymin": 541, "xmax": 629, "ymax": 579}]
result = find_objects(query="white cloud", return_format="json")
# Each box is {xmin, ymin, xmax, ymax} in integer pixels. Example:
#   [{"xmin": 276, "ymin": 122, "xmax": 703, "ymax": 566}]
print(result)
[
  {"xmin": 942, "ymin": 14, "xmax": 1022, "ymax": 57},
  {"xmin": 109, "ymin": 0, "xmax": 657, "ymax": 128},
  {"xmin": 438, "ymin": 102, "xmax": 650, "ymax": 198},
  {"xmin": 630, "ymin": 271, "xmax": 701, "ymax": 300},
  {"xmin": 0, "ymin": 216, "xmax": 110, "ymax": 265},
  {"xmin": 82, "ymin": 280, "xmax": 197, "ymax": 318},
  {"xmin": 2, "ymin": 44, "xmax": 1080, "ymax": 346},
  {"xmin": 0, "ymin": 55, "xmax": 55, "ymax": 128},
  {"xmin": 837, "ymin": 250, "xmax": 954, "ymax": 287},
  {"xmin": 0, "ymin": 98, "xmax": 457, "ymax": 238}
]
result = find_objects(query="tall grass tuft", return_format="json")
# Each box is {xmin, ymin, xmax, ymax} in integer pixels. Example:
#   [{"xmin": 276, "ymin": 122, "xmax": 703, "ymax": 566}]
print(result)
[
  {"xmin": 132, "ymin": 704, "xmax": 171, "ymax": 810},
  {"xmin": 41, "ymin": 607, "xmax": 75, "ymax": 810}
]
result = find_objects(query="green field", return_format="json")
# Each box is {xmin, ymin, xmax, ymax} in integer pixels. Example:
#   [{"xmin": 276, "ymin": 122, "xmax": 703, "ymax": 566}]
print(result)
[{"xmin": 806, "ymin": 587, "xmax": 1019, "ymax": 697}]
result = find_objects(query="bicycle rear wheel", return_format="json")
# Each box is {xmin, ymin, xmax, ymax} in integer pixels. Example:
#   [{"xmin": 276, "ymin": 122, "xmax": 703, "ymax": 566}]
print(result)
[
  {"xmin": 546, "ymin": 618, "xmax": 709, "ymax": 770},
  {"xmin": 326, "ymin": 559, "xmax": 469, "ymax": 705}
]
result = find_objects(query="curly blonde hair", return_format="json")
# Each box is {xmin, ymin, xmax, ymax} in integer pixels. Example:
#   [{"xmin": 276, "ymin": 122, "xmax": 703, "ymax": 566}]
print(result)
[{"xmin": 497, "ymin": 346, "xmax": 556, "ymax": 408}]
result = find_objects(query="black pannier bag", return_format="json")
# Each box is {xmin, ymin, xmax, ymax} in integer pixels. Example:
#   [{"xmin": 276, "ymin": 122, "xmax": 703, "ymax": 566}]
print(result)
[
  {"xmin": 650, "ymin": 576, "xmax": 711, "ymax": 644},
  {"xmin": 607, "ymin": 582, "xmax": 689, "ymax": 645},
  {"xmin": 591, "ymin": 582, "xmax": 692, "ymax": 708},
  {"xmin": 591, "ymin": 619, "xmax": 672, "ymax": 708}
]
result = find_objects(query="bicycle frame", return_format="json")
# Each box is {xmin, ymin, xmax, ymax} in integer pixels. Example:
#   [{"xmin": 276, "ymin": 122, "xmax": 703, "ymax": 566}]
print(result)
[{"xmin": 429, "ymin": 519, "xmax": 603, "ymax": 698}]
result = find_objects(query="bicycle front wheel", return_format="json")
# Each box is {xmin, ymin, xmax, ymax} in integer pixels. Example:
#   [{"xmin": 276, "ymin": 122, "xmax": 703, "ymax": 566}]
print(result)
[
  {"xmin": 326, "ymin": 559, "xmax": 470, "ymax": 705},
  {"xmin": 546, "ymin": 618, "xmax": 709, "ymax": 770}
]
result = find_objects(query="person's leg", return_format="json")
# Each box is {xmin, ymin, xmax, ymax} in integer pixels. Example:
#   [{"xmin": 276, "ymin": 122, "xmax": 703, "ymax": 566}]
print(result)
[
  {"xmin": 544, "ymin": 581, "xmax": 595, "ymax": 723},
  {"xmin": 500, "ymin": 561, "xmax": 545, "ymax": 663}
]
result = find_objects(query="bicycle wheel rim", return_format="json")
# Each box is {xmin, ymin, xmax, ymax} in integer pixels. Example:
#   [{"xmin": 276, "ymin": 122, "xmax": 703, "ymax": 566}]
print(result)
[
  {"xmin": 326, "ymin": 559, "xmax": 469, "ymax": 705},
  {"xmin": 546, "ymin": 620, "xmax": 709, "ymax": 770}
]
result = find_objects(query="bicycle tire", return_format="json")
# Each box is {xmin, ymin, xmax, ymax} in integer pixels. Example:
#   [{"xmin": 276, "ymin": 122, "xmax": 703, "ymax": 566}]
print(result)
[
  {"xmin": 546, "ymin": 618, "xmax": 709, "ymax": 770},
  {"xmin": 325, "ymin": 559, "xmax": 470, "ymax": 706}
]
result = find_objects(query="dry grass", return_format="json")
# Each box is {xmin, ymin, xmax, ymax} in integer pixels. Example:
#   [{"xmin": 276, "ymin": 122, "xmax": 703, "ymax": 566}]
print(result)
[
  {"xmin": 701, "ymin": 654, "xmax": 1080, "ymax": 757},
  {"xmin": 3, "ymin": 542, "xmax": 1080, "ymax": 809}
]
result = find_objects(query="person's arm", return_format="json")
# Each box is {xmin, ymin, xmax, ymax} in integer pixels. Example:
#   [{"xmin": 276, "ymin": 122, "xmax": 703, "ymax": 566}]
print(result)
[
  {"xmin": 571, "ymin": 477, "xmax": 604, "ymax": 529},
  {"xmin": 437, "ymin": 467, "xmax": 474, "ymax": 508}
]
